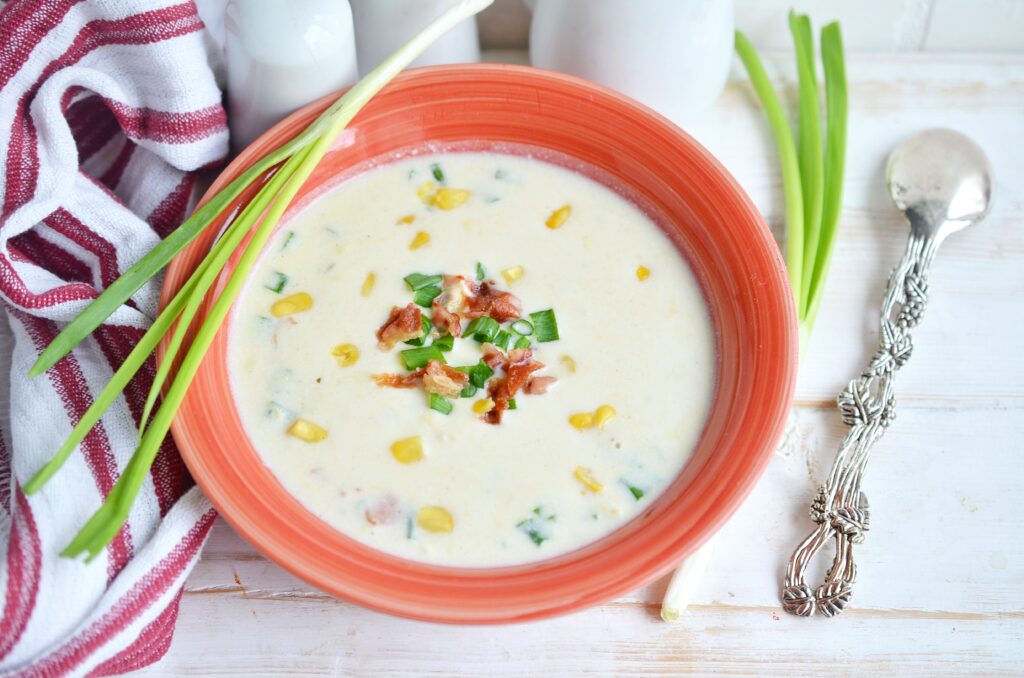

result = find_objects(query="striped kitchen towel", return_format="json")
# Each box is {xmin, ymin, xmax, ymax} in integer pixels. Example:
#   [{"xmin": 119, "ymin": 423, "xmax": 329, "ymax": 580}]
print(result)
[{"xmin": 0, "ymin": 1, "xmax": 228, "ymax": 674}]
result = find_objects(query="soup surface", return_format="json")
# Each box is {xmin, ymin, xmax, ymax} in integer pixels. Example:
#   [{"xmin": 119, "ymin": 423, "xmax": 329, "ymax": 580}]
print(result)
[{"xmin": 230, "ymin": 151, "xmax": 715, "ymax": 567}]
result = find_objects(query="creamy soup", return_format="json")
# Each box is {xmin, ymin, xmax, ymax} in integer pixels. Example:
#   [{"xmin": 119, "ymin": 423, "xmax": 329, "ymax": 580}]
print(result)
[{"xmin": 229, "ymin": 150, "xmax": 715, "ymax": 567}]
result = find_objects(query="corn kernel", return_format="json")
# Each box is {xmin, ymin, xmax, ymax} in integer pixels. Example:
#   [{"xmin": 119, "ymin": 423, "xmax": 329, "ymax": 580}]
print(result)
[
  {"xmin": 396, "ymin": 214, "xmax": 416, "ymax": 225},
  {"xmin": 560, "ymin": 355, "xmax": 577, "ymax": 373},
  {"xmin": 500, "ymin": 265, "xmax": 524, "ymax": 285},
  {"xmin": 331, "ymin": 343, "xmax": 359, "ymax": 367},
  {"xmin": 636, "ymin": 265, "xmax": 651, "ymax": 281},
  {"xmin": 287, "ymin": 418, "xmax": 328, "ymax": 443},
  {"xmin": 472, "ymin": 398, "xmax": 495, "ymax": 414},
  {"xmin": 271, "ymin": 291, "xmax": 313, "ymax": 317},
  {"xmin": 569, "ymin": 412, "xmax": 595, "ymax": 429},
  {"xmin": 546, "ymin": 204, "xmax": 572, "ymax": 229},
  {"xmin": 431, "ymin": 187, "xmax": 471, "ymax": 211},
  {"xmin": 574, "ymin": 466, "xmax": 604, "ymax": 493},
  {"xmin": 360, "ymin": 272, "xmax": 376, "ymax": 296},
  {"xmin": 391, "ymin": 435, "xmax": 424, "ymax": 464},
  {"xmin": 416, "ymin": 506, "xmax": 454, "ymax": 533},
  {"xmin": 409, "ymin": 231, "xmax": 430, "ymax": 250},
  {"xmin": 416, "ymin": 181, "xmax": 436, "ymax": 203},
  {"xmin": 594, "ymin": 404, "xmax": 617, "ymax": 429}
]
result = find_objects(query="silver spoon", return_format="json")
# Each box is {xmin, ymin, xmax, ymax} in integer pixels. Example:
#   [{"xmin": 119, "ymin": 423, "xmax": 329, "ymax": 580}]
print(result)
[{"xmin": 781, "ymin": 129, "xmax": 994, "ymax": 617}]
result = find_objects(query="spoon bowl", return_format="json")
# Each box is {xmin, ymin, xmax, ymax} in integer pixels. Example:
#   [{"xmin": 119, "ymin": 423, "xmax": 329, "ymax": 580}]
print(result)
[{"xmin": 886, "ymin": 128, "xmax": 994, "ymax": 243}]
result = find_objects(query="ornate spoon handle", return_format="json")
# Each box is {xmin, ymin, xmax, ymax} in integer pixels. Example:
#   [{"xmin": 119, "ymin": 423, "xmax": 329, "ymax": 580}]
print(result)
[{"xmin": 781, "ymin": 231, "xmax": 937, "ymax": 617}]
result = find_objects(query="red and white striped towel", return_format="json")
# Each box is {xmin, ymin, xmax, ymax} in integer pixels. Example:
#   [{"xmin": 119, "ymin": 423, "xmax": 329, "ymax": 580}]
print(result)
[{"xmin": 0, "ymin": 1, "xmax": 228, "ymax": 674}]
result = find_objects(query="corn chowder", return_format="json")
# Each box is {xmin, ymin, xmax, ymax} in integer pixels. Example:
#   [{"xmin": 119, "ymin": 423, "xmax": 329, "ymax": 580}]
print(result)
[{"xmin": 229, "ymin": 151, "xmax": 715, "ymax": 567}]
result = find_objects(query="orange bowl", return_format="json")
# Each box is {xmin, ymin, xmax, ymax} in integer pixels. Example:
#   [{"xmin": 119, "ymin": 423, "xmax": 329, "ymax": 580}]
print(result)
[{"xmin": 161, "ymin": 64, "xmax": 797, "ymax": 623}]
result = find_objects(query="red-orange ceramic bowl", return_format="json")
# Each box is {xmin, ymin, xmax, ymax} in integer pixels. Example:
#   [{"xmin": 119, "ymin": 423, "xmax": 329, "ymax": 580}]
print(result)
[{"xmin": 161, "ymin": 64, "xmax": 797, "ymax": 623}]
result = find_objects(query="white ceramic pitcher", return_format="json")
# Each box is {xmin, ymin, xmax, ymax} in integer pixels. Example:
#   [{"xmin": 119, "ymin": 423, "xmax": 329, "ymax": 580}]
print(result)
[{"xmin": 528, "ymin": 0, "xmax": 734, "ymax": 124}]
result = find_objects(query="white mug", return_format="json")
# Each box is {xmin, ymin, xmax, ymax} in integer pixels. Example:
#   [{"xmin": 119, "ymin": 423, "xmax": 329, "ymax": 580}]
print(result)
[{"xmin": 528, "ymin": 0, "xmax": 734, "ymax": 124}]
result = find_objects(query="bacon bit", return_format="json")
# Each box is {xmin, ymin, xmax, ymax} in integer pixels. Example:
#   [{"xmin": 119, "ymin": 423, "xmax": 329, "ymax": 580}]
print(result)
[
  {"xmin": 482, "ymin": 351, "xmax": 545, "ymax": 424},
  {"xmin": 372, "ymin": 369, "xmax": 424, "ymax": 388},
  {"xmin": 465, "ymin": 281, "xmax": 523, "ymax": 322},
  {"xmin": 483, "ymin": 378, "xmax": 511, "ymax": 425},
  {"xmin": 524, "ymin": 376, "xmax": 557, "ymax": 395},
  {"xmin": 480, "ymin": 343, "xmax": 506, "ymax": 370},
  {"xmin": 365, "ymin": 494, "xmax": 402, "ymax": 525},
  {"xmin": 376, "ymin": 303, "xmax": 424, "ymax": 349},
  {"xmin": 421, "ymin": 360, "xmax": 469, "ymax": 398},
  {"xmin": 432, "ymin": 302, "xmax": 462, "ymax": 337},
  {"xmin": 505, "ymin": 358, "xmax": 543, "ymax": 396}
]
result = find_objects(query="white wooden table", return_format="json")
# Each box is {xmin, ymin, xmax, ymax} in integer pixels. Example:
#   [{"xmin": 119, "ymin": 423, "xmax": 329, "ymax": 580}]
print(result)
[{"xmin": 141, "ymin": 51, "xmax": 1024, "ymax": 676}]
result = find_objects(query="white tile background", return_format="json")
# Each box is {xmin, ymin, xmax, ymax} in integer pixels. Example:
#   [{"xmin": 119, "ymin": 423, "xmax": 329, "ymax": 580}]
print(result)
[{"xmin": 478, "ymin": 0, "xmax": 1024, "ymax": 52}]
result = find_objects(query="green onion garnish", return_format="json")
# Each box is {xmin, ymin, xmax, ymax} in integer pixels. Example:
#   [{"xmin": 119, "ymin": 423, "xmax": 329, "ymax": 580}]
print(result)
[
  {"xmin": 510, "ymin": 319, "xmax": 533, "ymax": 336},
  {"xmin": 464, "ymin": 316, "xmax": 499, "ymax": 342},
  {"xmin": 621, "ymin": 480, "xmax": 646, "ymax": 501},
  {"xmin": 493, "ymin": 329, "xmax": 511, "ymax": 351},
  {"xmin": 475, "ymin": 261, "xmax": 485, "ymax": 280},
  {"xmin": 400, "ymin": 345, "xmax": 446, "ymax": 370},
  {"xmin": 432, "ymin": 334, "xmax": 454, "ymax": 352},
  {"xmin": 514, "ymin": 336, "xmax": 531, "ymax": 350},
  {"xmin": 516, "ymin": 505, "xmax": 555, "ymax": 546},
  {"xmin": 413, "ymin": 285, "xmax": 442, "ymax": 308},
  {"xmin": 529, "ymin": 309, "xmax": 559, "ymax": 342},
  {"xmin": 404, "ymin": 272, "xmax": 443, "ymax": 290},
  {"xmin": 431, "ymin": 163, "xmax": 445, "ymax": 183},
  {"xmin": 459, "ymin": 384, "xmax": 478, "ymax": 398},
  {"xmin": 456, "ymin": 360, "xmax": 493, "ymax": 389},
  {"xmin": 264, "ymin": 271, "xmax": 288, "ymax": 294},
  {"xmin": 281, "ymin": 231, "xmax": 296, "ymax": 249},
  {"xmin": 508, "ymin": 398, "xmax": 517, "ymax": 410},
  {"xmin": 403, "ymin": 313, "xmax": 432, "ymax": 347},
  {"xmin": 428, "ymin": 393, "xmax": 453, "ymax": 415}
]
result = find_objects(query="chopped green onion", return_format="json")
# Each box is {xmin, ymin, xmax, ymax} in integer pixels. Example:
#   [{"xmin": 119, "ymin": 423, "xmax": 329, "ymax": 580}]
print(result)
[
  {"xmin": 516, "ymin": 505, "xmax": 555, "ymax": 545},
  {"xmin": 510, "ymin": 319, "xmax": 533, "ymax": 336},
  {"xmin": 403, "ymin": 313, "xmax": 432, "ymax": 347},
  {"xmin": 475, "ymin": 261, "xmax": 486, "ymax": 280},
  {"xmin": 432, "ymin": 334, "xmax": 454, "ymax": 352},
  {"xmin": 621, "ymin": 480, "xmax": 646, "ymax": 501},
  {"xmin": 492, "ymin": 329, "xmax": 511, "ymax": 351},
  {"xmin": 400, "ymin": 345, "xmax": 446, "ymax": 370},
  {"xmin": 514, "ymin": 336, "xmax": 531, "ymax": 350},
  {"xmin": 508, "ymin": 398, "xmax": 517, "ymax": 410},
  {"xmin": 455, "ymin": 360, "xmax": 493, "ymax": 389},
  {"xmin": 403, "ymin": 272, "xmax": 443, "ymax": 290},
  {"xmin": 413, "ymin": 285, "xmax": 442, "ymax": 308},
  {"xmin": 494, "ymin": 169, "xmax": 507, "ymax": 180},
  {"xmin": 281, "ymin": 231, "xmax": 296, "ymax": 249},
  {"xmin": 428, "ymin": 393, "xmax": 453, "ymax": 415},
  {"xmin": 529, "ymin": 309, "xmax": 559, "ymax": 342},
  {"xmin": 431, "ymin": 163, "xmax": 445, "ymax": 183},
  {"xmin": 264, "ymin": 271, "xmax": 288, "ymax": 294},
  {"xmin": 459, "ymin": 384, "xmax": 478, "ymax": 398},
  {"xmin": 464, "ymin": 316, "xmax": 499, "ymax": 342},
  {"xmin": 406, "ymin": 516, "xmax": 414, "ymax": 539}
]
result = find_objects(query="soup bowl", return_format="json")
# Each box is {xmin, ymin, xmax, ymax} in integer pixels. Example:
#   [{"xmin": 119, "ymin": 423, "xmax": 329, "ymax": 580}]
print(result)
[{"xmin": 161, "ymin": 64, "xmax": 797, "ymax": 623}]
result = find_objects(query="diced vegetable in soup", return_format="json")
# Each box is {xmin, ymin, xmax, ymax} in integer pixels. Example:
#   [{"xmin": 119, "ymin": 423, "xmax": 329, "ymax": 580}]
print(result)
[{"xmin": 229, "ymin": 151, "xmax": 715, "ymax": 567}]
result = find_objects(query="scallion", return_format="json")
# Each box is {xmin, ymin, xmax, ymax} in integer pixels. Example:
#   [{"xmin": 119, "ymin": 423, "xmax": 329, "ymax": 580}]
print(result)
[
  {"xmin": 404, "ymin": 313, "xmax": 433, "ymax": 347},
  {"xmin": 514, "ymin": 336, "xmax": 531, "ymax": 350},
  {"xmin": 507, "ymin": 398, "xmax": 517, "ymax": 410},
  {"xmin": 428, "ymin": 393, "xmax": 453, "ymax": 415},
  {"xmin": 464, "ymin": 316, "xmax": 499, "ymax": 342},
  {"xmin": 492, "ymin": 329, "xmax": 511, "ymax": 351},
  {"xmin": 413, "ymin": 285, "xmax": 442, "ymax": 308},
  {"xmin": 621, "ymin": 480, "xmax": 646, "ymax": 501},
  {"xmin": 431, "ymin": 163, "xmax": 445, "ymax": 183},
  {"xmin": 475, "ymin": 261, "xmax": 486, "ymax": 280},
  {"xmin": 401, "ymin": 345, "xmax": 446, "ymax": 370},
  {"xmin": 529, "ymin": 309, "xmax": 559, "ymax": 342},
  {"xmin": 403, "ymin": 272, "xmax": 443, "ymax": 291},
  {"xmin": 510, "ymin": 319, "xmax": 533, "ymax": 336},
  {"xmin": 456, "ymin": 360, "xmax": 493, "ymax": 389},
  {"xmin": 459, "ymin": 384, "xmax": 478, "ymax": 398},
  {"xmin": 264, "ymin": 271, "xmax": 288, "ymax": 294},
  {"xmin": 432, "ymin": 334, "xmax": 454, "ymax": 352}
]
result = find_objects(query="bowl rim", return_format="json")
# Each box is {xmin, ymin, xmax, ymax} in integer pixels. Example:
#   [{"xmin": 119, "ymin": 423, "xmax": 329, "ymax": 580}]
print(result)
[{"xmin": 161, "ymin": 63, "xmax": 797, "ymax": 623}]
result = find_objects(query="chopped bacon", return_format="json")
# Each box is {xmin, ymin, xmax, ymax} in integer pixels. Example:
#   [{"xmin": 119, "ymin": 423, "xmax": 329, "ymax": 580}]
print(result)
[
  {"xmin": 524, "ymin": 376, "xmax": 557, "ymax": 395},
  {"xmin": 483, "ymin": 378, "xmax": 511, "ymax": 425},
  {"xmin": 480, "ymin": 343, "xmax": 507, "ymax": 370},
  {"xmin": 432, "ymin": 301, "xmax": 462, "ymax": 337},
  {"xmin": 421, "ymin": 359, "xmax": 469, "ymax": 398},
  {"xmin": 505, "ymin": 357, "xmax": 543, "ymax": 397},
  {"xmin": 482, "ymin": 352, "xmax": 545, "ymax": 425},
  {"xmin": 365, "ymin": 494, "xmax": 402, "ymax": 525},
  {"xmin": 372, "ymin": 369, "xmax": 424, "ymax": 388},
  {"xmin": 376, "ymin": 303, "xmax": 424, "ymax": 349},
  {"xmin": 465, "ymin": 281, "xmax": 523, "ymax": 322},
  {"xmin": 507, "ymin": 347, "xmax": 532, "ymax": 363}
]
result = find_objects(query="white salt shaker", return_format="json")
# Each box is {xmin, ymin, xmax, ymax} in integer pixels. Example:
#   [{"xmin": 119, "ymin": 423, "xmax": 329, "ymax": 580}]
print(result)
[
  {"xmin": 349, "ymin": 0, "xmax": 481, "ymax": 76},
  {"xmin": 224, "ymin": 0, "xmax": 359, "ymax": 152},
  {"xmin": 528, "ymin": 0, "xmax": 734, "ymax": 124}
]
